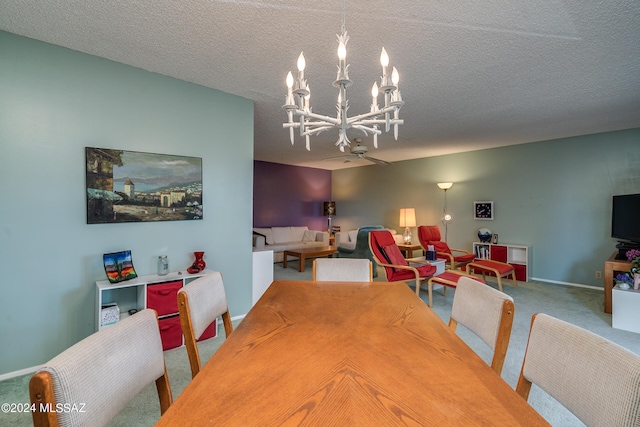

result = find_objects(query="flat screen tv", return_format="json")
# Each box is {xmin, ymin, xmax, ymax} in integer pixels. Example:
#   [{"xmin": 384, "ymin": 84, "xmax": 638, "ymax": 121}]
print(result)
[{"xmin": 612, "ymin": 193, "xmax": 640, "ymax": 244}]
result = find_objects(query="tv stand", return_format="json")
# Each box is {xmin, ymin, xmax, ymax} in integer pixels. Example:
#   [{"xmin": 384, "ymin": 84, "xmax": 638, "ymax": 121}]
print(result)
[{"xmin": 604, "ymin": 251, "xmax": 632, "ymax": 313}]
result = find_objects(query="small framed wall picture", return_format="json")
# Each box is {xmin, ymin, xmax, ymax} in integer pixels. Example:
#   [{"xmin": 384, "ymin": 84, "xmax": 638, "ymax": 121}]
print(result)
[{"xmin": 474, "ymin": 201, "xmax": 494, "ymax": 220}]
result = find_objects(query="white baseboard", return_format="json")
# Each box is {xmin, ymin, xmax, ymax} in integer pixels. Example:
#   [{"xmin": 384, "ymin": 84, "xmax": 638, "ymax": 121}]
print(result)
[
  {"xmin": 532, "ymin": 277, "xmax": 603, "ymax": 291},
  {"xmin": 0, "ymin": 364, "xmax": 42, "ymax": 381}
]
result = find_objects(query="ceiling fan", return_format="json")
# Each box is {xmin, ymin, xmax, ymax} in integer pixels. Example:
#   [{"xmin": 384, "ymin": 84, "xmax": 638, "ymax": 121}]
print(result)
[{"xmin": 323, "ymin": 139, "xmax": 392, "ymax": 166}]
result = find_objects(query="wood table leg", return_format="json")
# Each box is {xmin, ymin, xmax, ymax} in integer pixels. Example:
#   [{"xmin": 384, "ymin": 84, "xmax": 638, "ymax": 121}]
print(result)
[
  {"xmin": 299, "ymin": 254, "xmax": 305, "ymax": 272},
  {"xmin": 283, "ymin": 252, "xmax": 288, "ymax": 269}
]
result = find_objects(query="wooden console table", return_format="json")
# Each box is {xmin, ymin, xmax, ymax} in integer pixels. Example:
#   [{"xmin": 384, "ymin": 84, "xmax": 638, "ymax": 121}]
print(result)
[{"xmin": 604, "ymin": 251, "xmax": 632, "ymax": 314}]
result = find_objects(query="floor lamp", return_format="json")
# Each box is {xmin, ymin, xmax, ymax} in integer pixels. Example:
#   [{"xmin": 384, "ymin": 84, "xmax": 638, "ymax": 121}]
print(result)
[{"xmin": 437, "ymin": 183, "xmax": 453, "ymax": 242}]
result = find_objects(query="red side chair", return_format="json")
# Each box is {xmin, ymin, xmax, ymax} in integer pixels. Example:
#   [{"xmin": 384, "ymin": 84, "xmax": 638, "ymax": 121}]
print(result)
[
  {"xmin": 417, "ymin": 225, "xmax": 476, "ymax": 270},
  {"xmin": 369, "ymin": 230, "xmax": 437, "ymax": 297}
]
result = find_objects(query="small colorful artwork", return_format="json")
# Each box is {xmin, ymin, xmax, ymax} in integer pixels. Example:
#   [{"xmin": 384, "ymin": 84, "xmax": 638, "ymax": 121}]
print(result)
[{"xmin": 103, "ymin": 250, "xmax": 138, "ymax": 283}]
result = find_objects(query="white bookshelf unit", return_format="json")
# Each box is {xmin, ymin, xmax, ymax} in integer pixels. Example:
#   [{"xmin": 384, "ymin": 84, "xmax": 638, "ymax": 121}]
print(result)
[
  {"xmin": 472, "ymin": 242, "xmax": 532, "ymax": 282},
  {"xmin": 96, "ymin": 269, "xmax": 216, "ymax": 350}
]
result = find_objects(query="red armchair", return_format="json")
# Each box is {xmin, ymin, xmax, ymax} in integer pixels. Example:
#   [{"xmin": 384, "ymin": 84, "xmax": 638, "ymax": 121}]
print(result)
[
  {"xmin": 417, "ymin": 225, "xmax": 476, "ymax": 270},
  {"xmin": 369, "ymin": 230, "xmax": 437, "ymax": 297}
]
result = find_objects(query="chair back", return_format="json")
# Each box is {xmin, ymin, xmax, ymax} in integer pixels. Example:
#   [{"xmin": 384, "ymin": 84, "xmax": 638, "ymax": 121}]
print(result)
[
  {"xmin": 354, "ymin": 226, "xmax": 381, "ymax": 251},
  {"xmin": 449, "ymin": 276, "xmax": 514, "ymax": 375},
  {"xmin": 418, "ymin": 225, "xmax": 451, "ymax": 254},
  {"xmin": 178, "ymin": 271, "xmax": 233, "ymax": 378},
  {"xmin": 369, "ymin": 230, "xmax": 410, "ymax": 271},
  {"xmin": 29, "ymin": 309, "xmax": 172, "ymax": 427},
  {"xmin": 517, "ymin": 313, "xmax": 640, "ymax": 427},
  {"xmin": 312, "ymin": 258, "xmax": 372, "ymax": 282},
  {"xmin": 337, "ymin": 225, "xmax": 384, "ymax": 277}
]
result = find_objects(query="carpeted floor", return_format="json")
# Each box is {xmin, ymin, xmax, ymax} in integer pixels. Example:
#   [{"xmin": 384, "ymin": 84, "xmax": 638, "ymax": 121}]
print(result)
[{"xmin": 2, "ymin": 261, "xmax": 638, "ymax": 426}]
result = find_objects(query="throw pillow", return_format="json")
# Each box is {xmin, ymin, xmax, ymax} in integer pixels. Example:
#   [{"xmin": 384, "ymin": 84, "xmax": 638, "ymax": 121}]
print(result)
[
  {"xmin": 253, "ymin": 227, "xmax": 274, "ymax": 245},
  {"xmin": 382, "ymin": 244, "xmax": 408, "ymax": 266},
  {"xmin": 303, "ymin": 230, "xmax": 317, "ymax": 242}
]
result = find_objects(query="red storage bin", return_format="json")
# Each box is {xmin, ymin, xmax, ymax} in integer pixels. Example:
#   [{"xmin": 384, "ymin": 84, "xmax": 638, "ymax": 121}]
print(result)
[
  {"xmin": 513, "ymin": 264, "xmax": 527, "ymax": 282},
  {"xmin": 158, "ymin": 315, "xmax": 183, "ymax": 351},
  {"xmin": 197, "ymin": 319, "xmax": 218, "ymax": 342},
  {"xmin": 490, "ymin": 245, "xmax": 507, "ymax": 262},
  {"xmin": 147, "ymin": 280, "xmax": 183, "ymax": 316}
]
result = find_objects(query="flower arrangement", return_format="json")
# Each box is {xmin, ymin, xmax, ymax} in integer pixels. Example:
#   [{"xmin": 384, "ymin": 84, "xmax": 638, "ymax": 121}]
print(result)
[
  {"xmin": 625, "ymin": 249, "xmax": 640, "ymax": 290},
  {"xmin": 615, "ymin": 273, "xmax": 633, "ymax": 288},
  {"xmin": 627, "ymin": 249, "xmax": 640, "ymax": 268}
]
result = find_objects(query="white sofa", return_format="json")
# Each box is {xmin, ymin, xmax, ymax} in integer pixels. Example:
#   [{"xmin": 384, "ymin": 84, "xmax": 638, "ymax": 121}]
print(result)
[
  {"xmin": 335, "ymin": 228, "xmax": 403, "ymax": 251},
  {"xmin": 253, "ymin": 226, "xmax": 330, "ymax": 263}
]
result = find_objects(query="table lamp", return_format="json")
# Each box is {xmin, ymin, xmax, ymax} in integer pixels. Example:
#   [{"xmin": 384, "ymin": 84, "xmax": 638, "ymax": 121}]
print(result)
[{"xmin": 399, "ymin": 208, "xmax": 416, "ymax": 244}]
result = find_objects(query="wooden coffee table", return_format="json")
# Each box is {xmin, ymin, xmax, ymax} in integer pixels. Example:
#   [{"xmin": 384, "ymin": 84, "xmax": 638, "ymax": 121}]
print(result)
[{"xmin": 283, "ymin": 246, "xmax": 338, "ymax": 272}]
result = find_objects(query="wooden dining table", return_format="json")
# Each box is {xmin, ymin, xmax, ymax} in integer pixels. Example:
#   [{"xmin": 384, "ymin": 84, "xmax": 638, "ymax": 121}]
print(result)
[{"xmin": 156, "ymin": 280, "xmax": 549, "ymax": 426}]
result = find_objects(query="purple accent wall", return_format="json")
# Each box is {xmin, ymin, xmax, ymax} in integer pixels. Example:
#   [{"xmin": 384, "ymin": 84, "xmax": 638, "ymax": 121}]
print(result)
[{"xmin": 254, "ymin": 161, "xmax": 331, "ymax": 230}]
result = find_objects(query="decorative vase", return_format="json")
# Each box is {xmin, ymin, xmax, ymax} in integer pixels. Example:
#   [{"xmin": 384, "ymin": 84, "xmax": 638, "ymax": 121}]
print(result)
[
  {"xmin": 194, "ymin": 251, "xmax": 206, "ymax": 270},
  {"xmin": 634, "ymin": 273, "xmax": 640, "ymax": 290},
  {"xmin": 187, "ymin": 251, "xmax": 206, "ymax": 274}
]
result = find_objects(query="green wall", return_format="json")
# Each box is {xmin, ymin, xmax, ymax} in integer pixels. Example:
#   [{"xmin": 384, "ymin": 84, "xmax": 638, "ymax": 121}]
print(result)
[
  {"xmin": 0, "ymin": 31, "xmax": 254, "ymax": 375},
  {"xmin": 333, "ymin": 129, "xmax": 640, "ymax": 287}
]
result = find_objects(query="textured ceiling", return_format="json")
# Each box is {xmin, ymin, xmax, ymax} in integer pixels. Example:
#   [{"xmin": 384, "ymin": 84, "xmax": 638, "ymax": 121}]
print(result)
[{"xmin": 1, "ymin": 0, "xmax": 639, "ymax": 170}]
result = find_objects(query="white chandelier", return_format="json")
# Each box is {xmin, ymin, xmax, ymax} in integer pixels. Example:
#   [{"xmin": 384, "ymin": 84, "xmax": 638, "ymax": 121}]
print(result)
[{"xmin": 282, "ymin": 2, "xmax": 404, "ymax": 152}]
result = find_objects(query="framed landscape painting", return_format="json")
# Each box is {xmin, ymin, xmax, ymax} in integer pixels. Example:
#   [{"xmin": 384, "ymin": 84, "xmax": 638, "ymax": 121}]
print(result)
[{"xmin": 86, "ymin": 147, "xmax": 203, "ymax": 224}]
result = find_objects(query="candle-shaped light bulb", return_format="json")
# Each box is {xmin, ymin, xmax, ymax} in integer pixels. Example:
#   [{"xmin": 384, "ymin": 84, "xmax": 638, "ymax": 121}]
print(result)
[
  {"xmin": 392, "ymin": 66, "xmax": 399, "ymax": 85},
  {"xmin": 297, "ymin": 52, "xmax": 305, "ymax": 84},
  {"xmin": 380, "ymin": 48, "xmax": 389, "ymax": 67},
  {"xmin": 286, "ymin": 71, "xmax": 294, "ymax": 89},
  {"xmin": 371, "ymin": 82, "xmax": 379, "ymax": 112},
  {"xmin": 338, "ymin": 40, "xmax": 347, "ymax": 60}
]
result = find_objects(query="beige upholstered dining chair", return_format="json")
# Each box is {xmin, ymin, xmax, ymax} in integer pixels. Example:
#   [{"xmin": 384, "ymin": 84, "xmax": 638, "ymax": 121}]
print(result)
[
  {"xmin": 448, "ymin": 276, "xmax": 515, "ymax": 375},
  {"xmin": 517, "ymin": 313, "xmax": 640, "ymax": 426},
  {"xmin": 29, "ymin": 309, "xmax": 172, "ymax": 427},
  {"xmin": 178, "ymin": 271, "xmax": 233, "ymax": 378},
  {"xmin": 312, "ymin": 258, "xmax": 373, "ymax": 282}
]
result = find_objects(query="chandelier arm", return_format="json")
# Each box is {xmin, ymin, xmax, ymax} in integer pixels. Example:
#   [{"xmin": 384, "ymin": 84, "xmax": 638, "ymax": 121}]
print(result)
[
  {"xmin": 302, "ymin": 126, "xmax": 334, "ymax": 136},
  {"xmin": 347, "ymin": 105, "xmax": 398, "ymax": 124},
  {"xmin": 351, "ymin": 124, "xmax": 382, "ymax": 135},
  {"xmin": 283, "ymin": 122, "xmax": 300, "ymax": 129},
  {"xmin": 293, "ymin": 109, "xmax": 341, "ymax": 126},
  {"xmin": 304, "ymin": 121, "xmax": 337, "ymax": 128},
  {"xmin": 358, "ymin": 119, "xmax": 404, "ymax": 126}
]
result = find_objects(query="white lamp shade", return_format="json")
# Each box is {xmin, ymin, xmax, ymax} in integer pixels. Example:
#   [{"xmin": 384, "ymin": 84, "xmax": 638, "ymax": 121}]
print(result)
[
  {"xmin": 399, "ymin": 208, "xmax": 416, "ymax": 227},
  {"xmin": 437, "ymin": 182, "xmax": 453, "ymax": 190}
]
